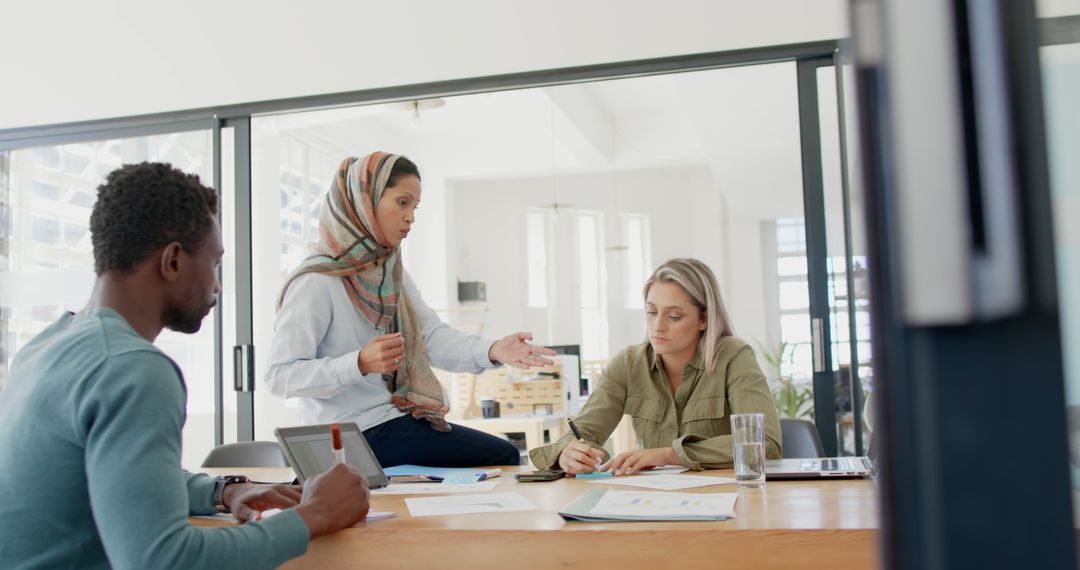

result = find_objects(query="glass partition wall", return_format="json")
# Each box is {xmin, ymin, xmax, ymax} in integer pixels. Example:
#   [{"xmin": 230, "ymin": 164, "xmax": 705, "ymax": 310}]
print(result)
[
  {"xmin": 248, "ymin": 62, "xmax": 842, "ymax": 444},
  {"xmin": 817, "ymin": 61, "xmax": 872, "ymax": 456},
  {"xmin": 0, "ymin": 42, "xmax": 872, "ymax": 465},
  {"xmin": 0, "ymin": 132, "xmax": 233, "ymax": 468}
]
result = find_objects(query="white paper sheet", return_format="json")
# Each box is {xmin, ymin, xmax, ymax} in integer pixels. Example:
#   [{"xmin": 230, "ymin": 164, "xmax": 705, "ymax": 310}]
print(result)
[
  {"xmin": 372, "ymin": 481, "xmax": 500, "ymax": 495},
  {"xmin": 586, "ymin": 474, "xmax": 736, "ymax": 490},
  {"xmin": 589, "ymin": 490, "xmax": 738, "ymax": 518},
  {"xmin": 636, "ymin": 465, "xmax": 690, "ymax": 474},
  {"xmin": 405, "ymin": 493, "xmax": 537, "ymax": 517}
]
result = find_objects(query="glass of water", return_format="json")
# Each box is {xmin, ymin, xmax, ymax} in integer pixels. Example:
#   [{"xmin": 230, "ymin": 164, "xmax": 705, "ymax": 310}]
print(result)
[{"xmin": 730, "ymin": 413, "xmax": 766, "ymax": 488}]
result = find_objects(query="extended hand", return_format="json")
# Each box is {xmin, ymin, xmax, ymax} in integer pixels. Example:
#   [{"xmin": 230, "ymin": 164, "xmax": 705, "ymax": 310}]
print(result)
[
  {"xmin": 488, "ymin": 332, "xmax": 556, "ymax": 369},
  {"xmin": 225, "ymin": 483, "xmax": 303, "ymax": 522},
  {"xmin": 604, "ymin": 448, "xmax": 681, "ymax": 476}
]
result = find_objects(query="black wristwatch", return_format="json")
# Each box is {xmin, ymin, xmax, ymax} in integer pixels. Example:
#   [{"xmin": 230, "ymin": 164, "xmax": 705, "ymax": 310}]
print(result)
[{"xmin": 212, "ymin": 475, "xmax": 250, "ymax": 513}]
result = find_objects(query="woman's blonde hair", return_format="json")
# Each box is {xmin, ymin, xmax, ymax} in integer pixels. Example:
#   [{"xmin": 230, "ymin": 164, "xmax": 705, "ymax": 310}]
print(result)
[{"xmin": 643, "ymin": 258, "xmax": 735, "ymax": 374}]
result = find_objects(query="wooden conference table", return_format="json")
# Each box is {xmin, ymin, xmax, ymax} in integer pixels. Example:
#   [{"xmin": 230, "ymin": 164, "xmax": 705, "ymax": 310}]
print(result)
[{"xmin": 197, "ymin": 466, "xmax": 879, "ymax": 569}]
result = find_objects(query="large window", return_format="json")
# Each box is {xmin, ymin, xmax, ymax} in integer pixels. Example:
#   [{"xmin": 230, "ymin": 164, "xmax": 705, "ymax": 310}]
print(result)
[
  {"xmin": 621, "ymin": 213, "xmax": 651, "ymax": 309},
  {"xmin": 0, "ymin": 133, "xmax": 219, "ymax": 468},
  {"xmin": 774, "ymin": 217, "xmax": 872, "ymax": 378},
  {"xmin": 525, "ymin": 208, "xmax": 551, "ymax": 308},
  {"xmin": 576, "ymin": 210, "xmax": 608, "ymax": 360},
  {"xmin": 278, "ymin": 136, "xmax": 339, "ymax": 273},
  {"xmin": 775, "ymin": 217, "xmax": 814, "ymax": 380}
]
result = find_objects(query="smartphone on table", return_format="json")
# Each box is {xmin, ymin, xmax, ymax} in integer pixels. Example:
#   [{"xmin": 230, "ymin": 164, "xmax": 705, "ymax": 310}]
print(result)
[{"xmin": 514, "ymin": 469, "xmax": 566, "ymax": 482}]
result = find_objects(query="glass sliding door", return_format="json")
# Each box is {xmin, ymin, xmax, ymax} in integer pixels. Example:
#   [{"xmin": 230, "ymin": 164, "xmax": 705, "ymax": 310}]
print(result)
[
  {"xmin": 0, "ymin": 131, "xmax": 222, "ymax": 468},
  {"xmin": 786, "ymin": 54, "xmax": 874, "ymax": 457},
  {"xmin": 797, "ymin": 56, "xmax": 840, "ymax": 456},
  {"xmin": 215, "ymin": 124, "xmax": 240, "ymax": 449},
  {"xmin": 817, "ymin": 60, "xmax": 872, "ymax": 456}
]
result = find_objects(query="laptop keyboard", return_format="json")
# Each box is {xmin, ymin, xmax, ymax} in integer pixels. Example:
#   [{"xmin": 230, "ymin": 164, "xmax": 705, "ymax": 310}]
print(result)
[
  {"xmin": 821, "ymin": 458, "xmax": 861, "ymax": 471},
  {"xmin": 795, "ymin": 457, "xmax": 873, "ymax": 473}
]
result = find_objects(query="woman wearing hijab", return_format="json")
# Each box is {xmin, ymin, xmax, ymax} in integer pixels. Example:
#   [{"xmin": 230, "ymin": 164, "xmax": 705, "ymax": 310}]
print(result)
[{"xmin": 266, "ymin": 152, "xmax": 555, "ymax": 467}]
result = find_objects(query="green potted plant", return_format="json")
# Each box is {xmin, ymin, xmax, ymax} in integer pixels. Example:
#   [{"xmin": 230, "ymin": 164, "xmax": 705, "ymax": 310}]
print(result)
[{"xmin": 755, "ymin": 340, "xmax": 813, "ymax": 419}]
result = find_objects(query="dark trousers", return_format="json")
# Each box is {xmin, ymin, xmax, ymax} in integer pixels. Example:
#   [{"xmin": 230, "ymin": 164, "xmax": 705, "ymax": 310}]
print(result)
[{"xmin": 363, "ymin": 414, "xmax": 521, "ymax": 468}]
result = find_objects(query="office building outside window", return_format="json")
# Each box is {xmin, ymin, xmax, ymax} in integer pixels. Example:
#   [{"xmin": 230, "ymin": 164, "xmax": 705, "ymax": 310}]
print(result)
[
  {"xmin": 0, "ymin": 133, "xmax": 218, "ymax": 468},
  {"xmin": 278, "ymin": 137, "xmax": 338, "ymax": 275}
]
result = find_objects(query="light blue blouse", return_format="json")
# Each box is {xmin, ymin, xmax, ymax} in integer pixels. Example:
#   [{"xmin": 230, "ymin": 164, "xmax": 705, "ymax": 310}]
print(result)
[{"xmin": 264, "ymin": 271, "xmax": 497, "ymax": 430}]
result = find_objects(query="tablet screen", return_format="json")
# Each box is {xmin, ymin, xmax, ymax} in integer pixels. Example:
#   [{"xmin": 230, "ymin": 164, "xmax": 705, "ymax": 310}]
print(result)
[{"xmin": 276, "ymin": 425, "xmax": 388, "ymax": 488}]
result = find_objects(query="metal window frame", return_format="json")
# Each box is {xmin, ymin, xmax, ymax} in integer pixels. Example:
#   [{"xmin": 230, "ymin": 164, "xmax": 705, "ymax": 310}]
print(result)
[{"xmin": 797, "ymin": 55, "xmax": 841, "ymax": 456}]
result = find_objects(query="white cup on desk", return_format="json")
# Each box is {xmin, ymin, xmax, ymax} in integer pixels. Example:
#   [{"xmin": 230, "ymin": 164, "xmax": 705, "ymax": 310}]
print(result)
[{"xmin": 730, "ymin": 413, "xmax": 766, "ymax": 488}]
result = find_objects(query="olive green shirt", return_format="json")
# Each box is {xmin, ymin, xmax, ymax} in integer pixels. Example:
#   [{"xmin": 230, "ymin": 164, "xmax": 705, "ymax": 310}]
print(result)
[{"xmin": 529, "ymin": 338, "xmax": 782, "ymax": 470}]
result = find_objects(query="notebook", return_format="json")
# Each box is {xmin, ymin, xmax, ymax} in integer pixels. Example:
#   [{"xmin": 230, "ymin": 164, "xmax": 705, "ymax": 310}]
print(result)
[
  {"xmin": 382, "ymin": 465, "xmax": 503, "ymax": 483},
  {"xmin": 559, "ymin": 489, "xmax": 737, "ymax": 522}
]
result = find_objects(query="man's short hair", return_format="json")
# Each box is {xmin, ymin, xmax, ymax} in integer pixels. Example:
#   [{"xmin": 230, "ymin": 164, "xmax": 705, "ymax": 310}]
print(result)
[{"xmin": 89, "ymin": 162, "xmax": 218, "ymax": 275}]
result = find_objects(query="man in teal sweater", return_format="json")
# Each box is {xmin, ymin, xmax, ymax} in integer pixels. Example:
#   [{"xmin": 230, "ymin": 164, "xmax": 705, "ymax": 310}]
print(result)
[{"xmin": 0, "ymin": 162, "xmax": 370, "ymax": 569}]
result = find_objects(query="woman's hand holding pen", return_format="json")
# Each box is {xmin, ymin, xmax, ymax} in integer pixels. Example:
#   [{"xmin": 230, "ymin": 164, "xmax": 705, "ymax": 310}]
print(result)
[
  {"xmin": 358, "ymin": 333, "xmax": 405, "ymax": 374},
  {"xmin": 488, "ymin": 332, "xmax": 557, "ymax": 369},
  {"xmin": 558, "ymin": 441, "xmax": 607, "ymax": 475}
]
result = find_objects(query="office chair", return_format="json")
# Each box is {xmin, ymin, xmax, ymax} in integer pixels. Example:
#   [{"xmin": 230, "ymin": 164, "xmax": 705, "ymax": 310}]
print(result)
[
  {"xmin": 201, "ymin": 441, "xmax": 289, "ymax": 468},
  {"xmin": 780, "ymin": 418, "xmax": 825, "ymax": 458}
]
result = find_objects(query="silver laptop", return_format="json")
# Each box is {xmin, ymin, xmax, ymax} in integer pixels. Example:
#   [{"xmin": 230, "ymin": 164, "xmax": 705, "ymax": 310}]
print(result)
[{"xmin": 765, "ymin": 456, "xmax": 874, "ymax": 479}]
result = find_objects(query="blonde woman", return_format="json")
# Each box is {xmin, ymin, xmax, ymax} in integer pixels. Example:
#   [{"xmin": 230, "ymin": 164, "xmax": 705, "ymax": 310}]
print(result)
[{"xmin": 529, "ymin": 258, "xmax": 782, "ymax": 474}]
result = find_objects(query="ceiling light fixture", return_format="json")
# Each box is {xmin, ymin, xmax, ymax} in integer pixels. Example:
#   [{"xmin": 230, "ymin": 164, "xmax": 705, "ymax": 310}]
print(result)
[{"xmin": 389, "ymin": 98, "xmax": 446, "ymax": 124}]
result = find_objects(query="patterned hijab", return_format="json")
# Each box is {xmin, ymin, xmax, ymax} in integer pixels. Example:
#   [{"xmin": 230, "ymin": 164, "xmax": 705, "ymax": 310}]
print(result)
[{"xmin": 278, "ymin": 153, "xmax": 451, "ymax": 432}]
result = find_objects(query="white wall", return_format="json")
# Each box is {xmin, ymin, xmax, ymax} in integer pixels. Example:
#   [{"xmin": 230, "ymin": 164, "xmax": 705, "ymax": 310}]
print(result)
[
  {"xmin": 0, "ymin": 0, "xmax": 847, "ymax": 129},
  {"xmin": 725, "ymin": 219, "xmax": 771, "ymax": 355},
  {"xmin": 449, "ymin": 166, "xmax": 773, "ymax": 357}
]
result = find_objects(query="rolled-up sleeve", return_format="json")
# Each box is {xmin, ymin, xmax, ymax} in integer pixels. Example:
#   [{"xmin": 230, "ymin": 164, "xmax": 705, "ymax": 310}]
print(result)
[{"xmin": 672, "ymin": 347, "xmax": 783, "ymax": 469}]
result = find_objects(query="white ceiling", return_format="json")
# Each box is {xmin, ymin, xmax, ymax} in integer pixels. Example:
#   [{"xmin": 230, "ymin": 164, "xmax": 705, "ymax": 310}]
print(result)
[
  {"xmin": 0, "ymin": 1, "xmax": 849, "ymax": 129},
  {"xmin": 258, "ymin": 60, "xmax": 818, "ymax": 221}
]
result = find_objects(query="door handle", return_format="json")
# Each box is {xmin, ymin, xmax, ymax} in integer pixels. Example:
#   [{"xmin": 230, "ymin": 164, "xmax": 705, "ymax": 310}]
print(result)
[
  {"xmin": 233, "ymin": 344, "xmax": 255, "ymax": 392},
  {"xmin": 812, "ymin": 318, "xmax": 826, "ymax": 373}
]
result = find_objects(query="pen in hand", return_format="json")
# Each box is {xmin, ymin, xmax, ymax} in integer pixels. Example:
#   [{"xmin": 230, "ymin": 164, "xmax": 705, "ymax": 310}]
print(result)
[
  {"xmin": 567, "ymin": 418, "xmax": 603, "ymax": 473},
  {"xmin": 331, "ymin": 423, "xmax": 346, "ymax": 465},
  {"xmin": 567, "ymin": 418, "xmax": 585, "ymax": 442}
]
